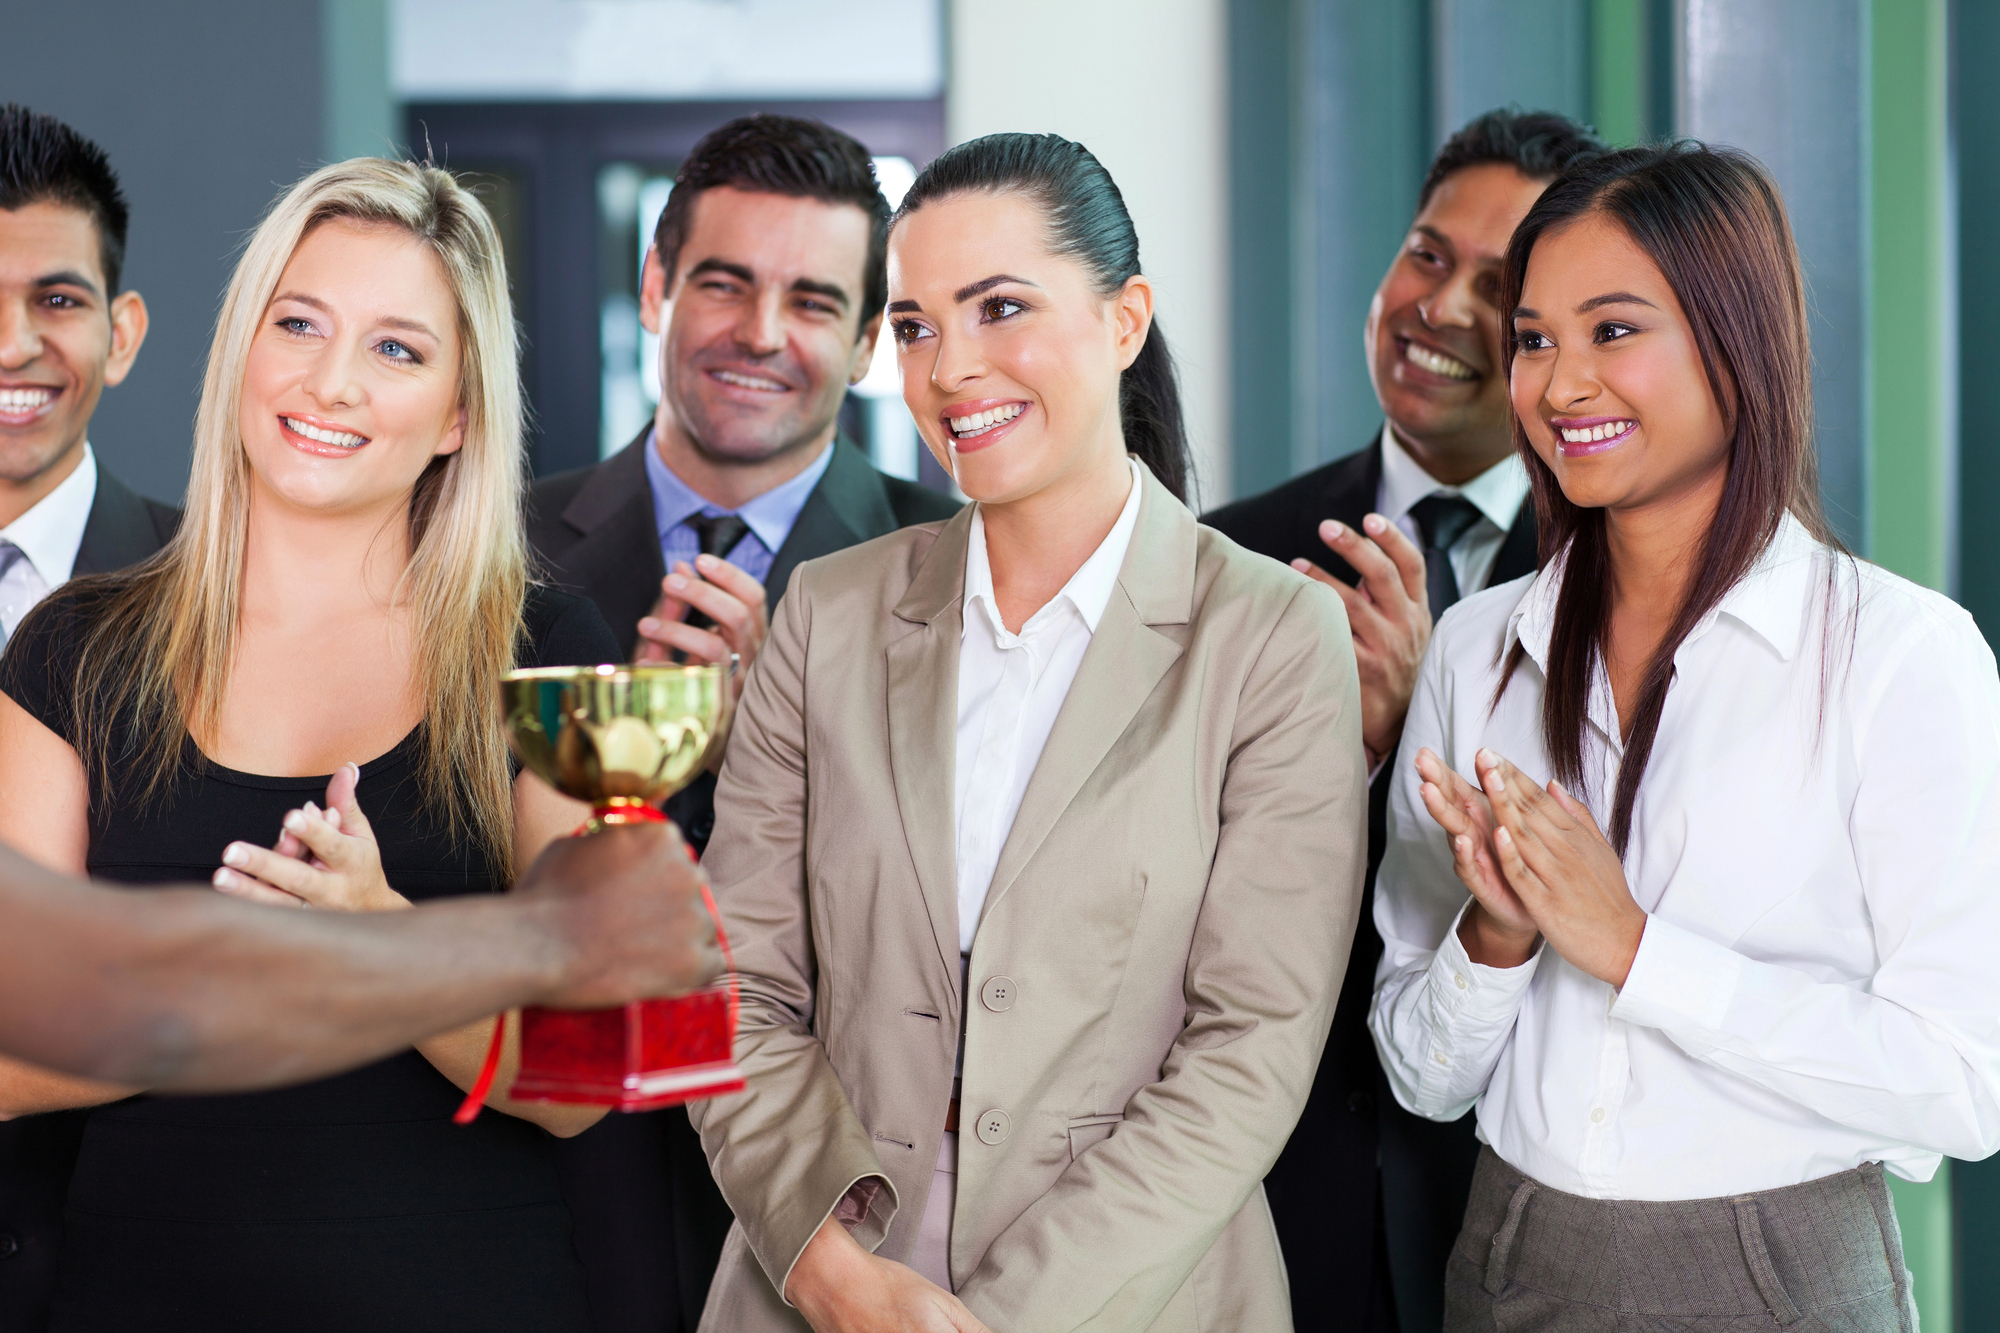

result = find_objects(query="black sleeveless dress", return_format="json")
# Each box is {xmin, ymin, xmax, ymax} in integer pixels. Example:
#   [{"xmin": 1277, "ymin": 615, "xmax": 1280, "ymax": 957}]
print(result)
[{"xmin": 0, "ymin": 583, "xmax": 620, "ymax": 1333}]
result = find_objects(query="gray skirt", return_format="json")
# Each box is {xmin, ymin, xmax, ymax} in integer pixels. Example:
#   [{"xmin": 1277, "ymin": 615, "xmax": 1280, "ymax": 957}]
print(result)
[{"xmin": 1444, "ymin": 1147, "xmax": 1918, "ymax": 1332}]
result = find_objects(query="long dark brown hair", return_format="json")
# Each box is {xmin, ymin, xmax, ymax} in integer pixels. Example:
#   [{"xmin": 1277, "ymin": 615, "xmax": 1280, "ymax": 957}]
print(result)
[{"xmin": 1496, "ymin": 143, "xmax": 1841, "ymax": 855}]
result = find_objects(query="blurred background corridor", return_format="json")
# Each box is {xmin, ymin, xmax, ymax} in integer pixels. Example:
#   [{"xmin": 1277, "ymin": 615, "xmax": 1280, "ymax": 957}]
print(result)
[{"xmin": 2, "ymin": 0, "xmax": 1991, "ymax": 1325}]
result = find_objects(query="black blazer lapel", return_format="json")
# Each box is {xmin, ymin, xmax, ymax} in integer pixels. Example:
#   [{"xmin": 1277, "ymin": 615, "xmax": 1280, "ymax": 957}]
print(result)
[
  {"xmin": 763, "ymin": 438, "xmax": 898, "ymax": 604},
  {"xmin": 1487, "ymin": 495, "xmax": 1539, "ymax": 588},
  {"xmin": 72, "ymin": 464, "xmax": 177, "ymax": 575},
  {"xmin": 549, "ymin": 433, "xmax": 666, "ymax": 659},
  {"xmin": 1310, "ymin": 435, "xmax": 1385, "ymax": 588}
]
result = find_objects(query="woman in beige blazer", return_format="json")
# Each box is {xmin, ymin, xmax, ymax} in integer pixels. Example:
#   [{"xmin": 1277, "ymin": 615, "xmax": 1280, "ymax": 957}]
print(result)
[{"xmin": 690, "ymin": 133, "xmax": 1368, "ymax": 1333}]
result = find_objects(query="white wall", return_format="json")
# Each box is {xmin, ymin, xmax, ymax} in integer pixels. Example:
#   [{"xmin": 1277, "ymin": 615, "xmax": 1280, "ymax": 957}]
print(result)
[
  {"xmin": 393, "ymin": 0, "xmax": 942, "ymax": 100},
  {"xmin": 946, "ymin": 0, "xmax": 1231, "ymax": 504}
]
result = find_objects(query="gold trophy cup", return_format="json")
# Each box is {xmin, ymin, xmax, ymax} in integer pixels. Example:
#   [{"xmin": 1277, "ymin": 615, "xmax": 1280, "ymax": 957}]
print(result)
[{"xmin": 486, "ymin": 663, "xmax": 743, "ymax": 1111}]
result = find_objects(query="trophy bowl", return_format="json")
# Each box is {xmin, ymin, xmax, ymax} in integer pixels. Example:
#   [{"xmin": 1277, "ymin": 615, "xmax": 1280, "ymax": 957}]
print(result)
[{"xmin": 497, "ymin": 664, "xmax": 744, "ymax": 1111}]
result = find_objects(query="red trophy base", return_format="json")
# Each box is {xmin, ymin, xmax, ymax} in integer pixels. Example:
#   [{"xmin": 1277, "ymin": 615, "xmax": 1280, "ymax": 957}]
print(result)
[
  {"xmin": 454, "ymin": 802, "xmax": 744, "ymax": 1123},
  {"xmin": 513, "ymin": 989, "xmax": 744, "ymax": 1110}
]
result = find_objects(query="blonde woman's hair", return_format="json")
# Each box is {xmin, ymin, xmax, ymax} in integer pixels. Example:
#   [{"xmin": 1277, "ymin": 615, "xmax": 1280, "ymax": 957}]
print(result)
[{"xmin": 60, "ymin": 158, "xmax": 527, "ymax": 879}]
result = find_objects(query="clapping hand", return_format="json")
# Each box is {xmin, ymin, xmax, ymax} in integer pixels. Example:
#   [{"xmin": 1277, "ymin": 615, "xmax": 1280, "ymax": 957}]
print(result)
[
  {"xmin": 1416, "ymin": 747, "xmax": 1646, "ymax": 986},
  {"xmin": 211, "ymin": 763, "xmax": 408, "ymax": 913},
  {"xmin": 1291, "ymin": 515, "xmax": 1432, "ymax": 770},
  {"xmin": 635, "ymin": 554, "xmax": 768, "ymax": 771}
]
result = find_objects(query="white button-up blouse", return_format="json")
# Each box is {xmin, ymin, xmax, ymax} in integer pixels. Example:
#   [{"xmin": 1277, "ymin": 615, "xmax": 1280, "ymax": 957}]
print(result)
[{"xmin": 1370, "ymin": 514, "xmax": 2000, "ymax": 1199}]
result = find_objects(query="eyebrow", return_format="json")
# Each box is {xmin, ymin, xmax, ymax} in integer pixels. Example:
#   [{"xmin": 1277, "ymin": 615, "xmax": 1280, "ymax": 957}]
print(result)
[
  {"xmin": 790, "ymin": 277, "xmax": 850, "ymax": 309},
  {"xmin": 270, "ymin": 290, "xmax": 440, "ymax": 340},
  {"xmin": 686, "ymin": 257, "xmax": 756, "ymax": 286},
  {"xmin": 953, "ymin": 274, "xmax": 1038, "ymax": 304},
  {"xmin": 1513, "ymin": 291, "xmax": 1661, "ymax": 322},
  {"xmin": 34, "ymin": 269, "xmax": 102, "ymax": 299},
  {"xmin": 1577, "ymin": 291, "xmax": 1657, "ymax": 313}
]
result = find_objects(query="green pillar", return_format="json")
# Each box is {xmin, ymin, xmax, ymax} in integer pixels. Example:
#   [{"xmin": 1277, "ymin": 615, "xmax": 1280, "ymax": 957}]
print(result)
[
  {"xmin": 1869, "ymin": 0, "xmax": 1955, "ymax": 592},
  {"xmin": 1872, "ymin": 1, "xmax": 1957, "ymax": 1326}
]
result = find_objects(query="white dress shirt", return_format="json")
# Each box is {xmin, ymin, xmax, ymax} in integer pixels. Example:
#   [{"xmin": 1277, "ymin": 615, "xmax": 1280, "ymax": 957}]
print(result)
[
  {"xmin": 1376, "ymin": 422, "xmax": 1529, "ymax": 596},
  {"xmin": 1370, "ymin": 514, "xmax": 2000, "ymax": 1199},
  {"xmin": 0, "ymin": 444, "xmax": 97, "ymax": 641},
  {"xmin": 954, "ymin": 458, "xmax": 1143, "ymax": 954}
]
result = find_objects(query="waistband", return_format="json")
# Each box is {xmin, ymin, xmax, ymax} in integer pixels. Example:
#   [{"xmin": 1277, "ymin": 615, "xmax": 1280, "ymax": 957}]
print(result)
[{"xmin": 1462, "ymin": 1147, "xmax": 1914, "ymax": 1326}]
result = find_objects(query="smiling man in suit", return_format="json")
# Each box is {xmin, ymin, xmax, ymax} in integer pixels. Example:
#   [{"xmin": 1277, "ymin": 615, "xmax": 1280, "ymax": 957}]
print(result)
[
  {"xmin": 527, "ymin": 113, "xmax": 958, "ymax": 1333},
  {"xmin": 0, "ymin": 104, "xmax": 180, "ymax": 1333},
  {"xmin": 0, "ymin": 107, "xmax": 176, "ymax": 649},
  {"xmin": 1203, "ymin": 109, "xmax": 1603, "ymax": 1333}
]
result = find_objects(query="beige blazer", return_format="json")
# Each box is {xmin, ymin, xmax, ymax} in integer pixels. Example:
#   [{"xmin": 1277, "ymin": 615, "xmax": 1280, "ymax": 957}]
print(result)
[{"xmin": 691, "ymin": 464, "xmax": 1368, "ymax": 1332}]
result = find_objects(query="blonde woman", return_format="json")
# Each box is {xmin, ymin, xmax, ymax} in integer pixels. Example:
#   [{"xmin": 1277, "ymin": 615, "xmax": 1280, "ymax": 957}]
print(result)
[{"xmin": 0, "ymin": 160, "xmax": 620, "ymax": 1331}]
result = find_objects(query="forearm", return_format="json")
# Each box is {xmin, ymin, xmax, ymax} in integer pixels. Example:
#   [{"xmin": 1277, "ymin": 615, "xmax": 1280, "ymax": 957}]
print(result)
[
  {"xmin": 1370, "ymin": 906, "xmax": 1536, "ymax": 1120},
  {"xmin": 1614, "ymin": 918, "xmax": 2000, "ymax": 1159},
  {"xmin": 0, "ymin": 1051, "xmax": 134, "ymax": 1117},
  {"xmin": 0, "ymin": 844, "xmax": 573, "ymax": 1090},
  {"xmin": 415, "ymin": 1016, "xmax": 607, "ymax": 1137}
]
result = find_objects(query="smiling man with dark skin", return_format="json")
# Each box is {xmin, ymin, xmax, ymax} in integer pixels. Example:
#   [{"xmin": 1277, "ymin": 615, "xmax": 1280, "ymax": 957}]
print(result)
[
  {"xmin": 1204, "ymin": 110, "xmax": 1603, "ymax": 1333},
  {"xmin": 0, "ymin": 106, "xmax": 178, "ymax": 649},
  {"xmin": 527, "ymin": 114, "xmax": 959, "ymax": 1333}
]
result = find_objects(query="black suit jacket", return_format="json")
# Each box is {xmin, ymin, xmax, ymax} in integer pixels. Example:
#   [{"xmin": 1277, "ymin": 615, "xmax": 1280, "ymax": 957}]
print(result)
[
  {"xmin": 1203, "ymin": 435, "xmax": 1535, "ymax": 1333},
  {"xmin": 0, "ymin": 462, "xmax": 179, "ymax": 1333},
  {"xmin": 527, "ymin": 429, "xmax": 959, "ymax": 1333},
  {"xmin": 528, "ymin": 430, "xmax": 960, "ymax": 657}
]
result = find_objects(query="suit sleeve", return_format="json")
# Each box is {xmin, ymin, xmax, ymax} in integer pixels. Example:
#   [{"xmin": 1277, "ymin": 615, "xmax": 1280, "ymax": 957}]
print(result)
[
  {"xmin": 957, "ymin": 581, "xmax": 1367, "ymax": 1332},
  {"xmin": 686, "ymin": 563, "xmax": 897, "ymax": 1302}
]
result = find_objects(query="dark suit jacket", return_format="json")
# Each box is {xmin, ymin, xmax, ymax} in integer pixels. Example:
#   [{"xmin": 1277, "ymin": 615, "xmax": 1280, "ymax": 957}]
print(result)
[
  {"xmin": 527, "ymin": 428, "xmax": 960, "ymax": 1333},
  {"xmin": 1203, "ymin": 435, "xmax": 1535, "ymax": 1333},
  {"xmin": 0, "ymin": 461, "xmax": 179, "ymax": 1333}
]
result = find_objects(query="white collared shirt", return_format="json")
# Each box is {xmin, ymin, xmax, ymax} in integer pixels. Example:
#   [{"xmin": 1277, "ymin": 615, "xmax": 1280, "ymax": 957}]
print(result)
[
  {"xmin": 1370, "ymin": 514, "xmax": 2000, "ymax": 1199},
  {"xmin": 1, "ymin": 444, "xmax": 97, "ymax": 641},
  {"xmin": 1376, "ymin": 422, "xmax": 1529, "ymax": 596},
  {"xmin": 954, "ymin": 457, "xmax": 1143, "ymax": 954}
]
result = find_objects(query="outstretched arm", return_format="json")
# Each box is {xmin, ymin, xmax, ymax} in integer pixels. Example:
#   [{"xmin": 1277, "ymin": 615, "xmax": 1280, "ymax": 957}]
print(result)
[{"xmin": 0, "ymin": 824, "xmax": 720, "ymax": 1094}]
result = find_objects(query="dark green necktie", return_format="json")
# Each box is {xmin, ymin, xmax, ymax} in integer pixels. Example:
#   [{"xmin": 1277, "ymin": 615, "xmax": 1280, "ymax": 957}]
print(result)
[{"xmin": 1408, "ymin": 494, "xmax": 1484, "ymax": 615}]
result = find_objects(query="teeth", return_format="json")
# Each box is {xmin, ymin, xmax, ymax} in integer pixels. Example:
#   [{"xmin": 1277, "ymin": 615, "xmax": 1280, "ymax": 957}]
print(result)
[
  {"xmin": 714, "ymin": 370, "xmax": 787, "ymax": 392},
  {"xmin": 282, "ymin": 416, "xmax": 369, "ymax": 448},
  {"xmin": 948, "ymin": 403, "xmax": 1025, "ymax": 435},
  {"xmin": 0, "ymin": 387, "xmax": 55, "ymax": 411},
  {"xmin": 1559, "ymin": 420, "xmax": 1635, "ymax": 444},
  {"xmin": 1403, "ymin": 341, "xmax": 1476, "ymax": 380}
]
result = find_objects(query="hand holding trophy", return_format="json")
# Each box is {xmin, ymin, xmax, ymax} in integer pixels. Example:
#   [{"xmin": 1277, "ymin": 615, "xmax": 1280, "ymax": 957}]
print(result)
[{"xmin": 456, "ymin": 663, "xmax": 745, "ymax": 1123}]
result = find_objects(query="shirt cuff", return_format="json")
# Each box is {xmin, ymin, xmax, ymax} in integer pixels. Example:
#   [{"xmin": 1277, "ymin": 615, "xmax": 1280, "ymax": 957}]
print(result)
[
  {"xmin": 1428, "ymin": 898, "xmax": 1542, "ymax": 1021},
  {"xmin": 1609, "ymin": 915, "xmax": 1742, "ymax": 1046}
]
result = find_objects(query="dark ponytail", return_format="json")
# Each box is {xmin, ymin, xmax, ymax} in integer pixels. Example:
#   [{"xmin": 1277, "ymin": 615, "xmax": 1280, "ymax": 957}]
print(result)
[{"xmin": 894, "ymin": 133, "xmax": 1193, "ymax": 504}]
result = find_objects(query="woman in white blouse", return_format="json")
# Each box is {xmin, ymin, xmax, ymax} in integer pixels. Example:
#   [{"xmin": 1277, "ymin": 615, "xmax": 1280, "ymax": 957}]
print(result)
[{"xmin": 1371, "ymin": 143, "xmax": 2000, "ymax": 1332}]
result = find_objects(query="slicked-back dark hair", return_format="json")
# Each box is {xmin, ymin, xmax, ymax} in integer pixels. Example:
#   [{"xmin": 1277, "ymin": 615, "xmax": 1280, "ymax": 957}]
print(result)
[
  {"xmin": 0, "ymin": 104, "xmax": 130, "ymax": 294},
  {"xmin": 1420, "ymin": 108, "xmax": 1606, "ymax": 211},
  {"xmin": 652, "ymin": 113, "xmax": 890, "ymax": 332},
  {"xmin": 1495, "ymin": 142, "xmax": 1844, "ymax": 856},
  {"xmin": 892, "ymin": 132, "xmax": 1193, "ymax": 505}
]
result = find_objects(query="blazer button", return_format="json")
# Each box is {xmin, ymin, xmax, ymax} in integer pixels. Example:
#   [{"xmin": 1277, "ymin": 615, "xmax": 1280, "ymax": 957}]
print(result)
[
  {"xmin": 980, "ymin": 976, "xmax": 1017, "ymax": 1012},
  {"xmin": 975, "ymin": 1108, "xmax": 1011, "ymax": 1145}
]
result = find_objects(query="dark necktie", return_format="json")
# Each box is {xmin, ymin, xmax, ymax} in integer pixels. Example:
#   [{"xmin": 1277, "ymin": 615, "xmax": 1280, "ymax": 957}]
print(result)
[
  {"xmin": 1408, "ymin": 494, "xmax": 1484, "ymax": 616},
  {"xmin": 0, "ymin": 540, "xmax": 25, "ymax": 649},
  {"xmin": 682, "ymin": 513, "xmax": 751, "ymax": 632}
]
